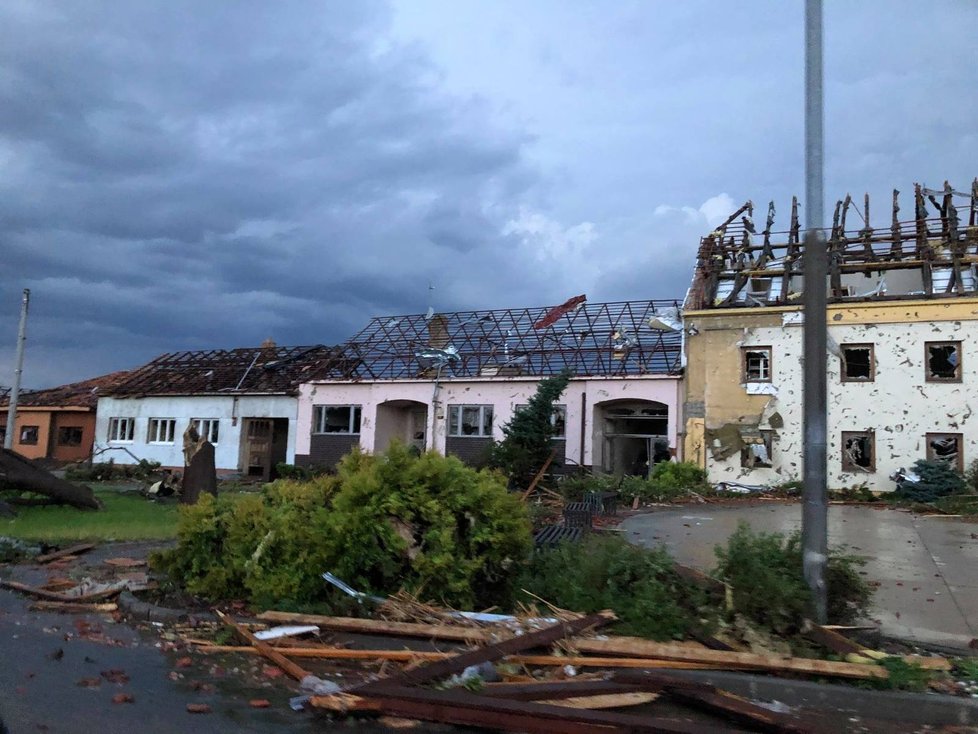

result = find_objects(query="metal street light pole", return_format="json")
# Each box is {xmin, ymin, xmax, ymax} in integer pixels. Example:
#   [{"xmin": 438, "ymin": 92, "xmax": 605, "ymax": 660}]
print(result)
[
  {"xmin": 4, "ymin": 289, "xmax": 31, "ymax": 451},
  {"xmin": 802, "ymin": 0, "xmax": 828, "ymax": 623}
]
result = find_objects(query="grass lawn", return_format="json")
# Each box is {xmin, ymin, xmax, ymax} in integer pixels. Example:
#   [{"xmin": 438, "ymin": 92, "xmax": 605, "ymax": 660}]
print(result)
[{"xmin": 1, "ymin": 489, "xmax": 179, "ymax": 542}]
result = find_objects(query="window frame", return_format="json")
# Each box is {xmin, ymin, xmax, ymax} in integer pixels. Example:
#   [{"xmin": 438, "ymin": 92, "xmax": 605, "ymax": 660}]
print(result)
[
  {"xmin": 926, "ymin": 432, "xmax": 964, "ymax": 473},
  {"xmin": 57, "ymin": 426, "xmax": 84, "ymax": 447},
  {"xmin": 924, "ymin": 340, "xmax": 962, "ymax": 383},
  {"xmin": 841, "ymin": 430, "xmax": 876, "ymax": 473},
  {"xmin": 513, "ymin": 403, "xmax": 567, "ymax": 439},
  {"xmin": 19, "ymin": 425, "xmax": 39, "ymax": 446},
  {"xmin": 312, "ymin": 405, "xmax": 362, "ymax": 435},
  {"xmin": 840, "ymin": 343, "xmax": 876, "ymax": 383},
  {"xmin": 191, "ymin": 418, "xmax": 220, "ymax": 444},
  {"xmin": 741, "ymin": 346, "xmax": 773, "ymax": 383},
  {"xmin": 448, "ymin": 404, "xmax": 494, "ymax": 438},
  {"xmin": 107, "ymin": 417, "xmax": 135, "ymax": 443},
  {"xmin": 147, "ymin": 418, "xmax": 177, "ymax": 445},
  {"xmin": 740, "ymin": 430, "xmax": 774, "ymax": 469}
]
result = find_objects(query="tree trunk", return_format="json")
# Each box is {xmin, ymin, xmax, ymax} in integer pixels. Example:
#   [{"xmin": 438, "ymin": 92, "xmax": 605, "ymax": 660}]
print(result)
[
  {"xmin": 181, "ymin": 441, "xmax": 217, "ymax": 505},
  {"xmin": 0, "ymin": 448, "xmax": 101, "ymax": 510}
]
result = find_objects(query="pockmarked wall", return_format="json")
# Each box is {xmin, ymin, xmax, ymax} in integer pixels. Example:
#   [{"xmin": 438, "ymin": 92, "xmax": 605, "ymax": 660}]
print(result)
[
  {"xmin": 684, "ymin": 298, "xmax": 978, "ymax": 491},
  {"xmin": 94, "ymin": 395, "xmax": 298, "ymax": 471}
]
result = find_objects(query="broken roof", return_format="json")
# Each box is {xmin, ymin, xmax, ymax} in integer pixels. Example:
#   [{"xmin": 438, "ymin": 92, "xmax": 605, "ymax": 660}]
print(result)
[
  {"xmin": 335, "ymin": 297, "xmax": 683, "ymax": 380},
  {"xmin": 686, "ymin": 179, "xmax": 978, "ymax": 310},
  {"xmin": 0, "ymin": 371, "xmax": 133, "ymax": 409},
  {"xmin": 106, "ymin": 345, "xmax": 354, "ymax": 397}
]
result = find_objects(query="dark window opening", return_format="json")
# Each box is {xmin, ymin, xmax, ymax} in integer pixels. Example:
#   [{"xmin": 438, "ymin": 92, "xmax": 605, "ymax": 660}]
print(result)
[
  {"xmin": 741, "ymin": 431, "xmax": 774, "ymax": 468},
  {"xmin": 842, "ymin": 432, "xmax": 875, "ymax": 472},
  {"xmin": 927, "ymin": 433, "xmax": 963, "ymax": 472},
  {"xmin": 57, "ymin": 427, "xmax": 84, "ymax": 446},
  {"xmin": 742, "ymin": 347, "xmax": 772, "ymax": 382},
  {"xmin": 841, "ymin": 345, "xmax": 874, "ymax": 381},
  {"xmin": 926, "ymin": 342, "xmax": 961, "ymax": 381},
  {"xmin": 19, "ymin": 426, "xmax": 39, "ymax": 445}
]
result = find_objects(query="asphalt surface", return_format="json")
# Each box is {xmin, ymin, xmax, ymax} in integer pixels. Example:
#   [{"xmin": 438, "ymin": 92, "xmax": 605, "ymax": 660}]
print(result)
[{"xmin": 621, "ymin": 501, "xmax": 978, "ymax": 649}]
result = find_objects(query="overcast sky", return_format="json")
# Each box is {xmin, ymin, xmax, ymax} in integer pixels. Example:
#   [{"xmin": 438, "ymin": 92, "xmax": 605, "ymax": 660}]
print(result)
[{"xmin": 2, "ymin": 1, "xmax": 976, "ymax": 388}]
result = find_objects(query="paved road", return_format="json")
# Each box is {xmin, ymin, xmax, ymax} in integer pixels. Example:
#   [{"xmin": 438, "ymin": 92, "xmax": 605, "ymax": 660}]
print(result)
[{"xmin": 621, "ymin": 501, "xmax": 978, "ymax": 650}]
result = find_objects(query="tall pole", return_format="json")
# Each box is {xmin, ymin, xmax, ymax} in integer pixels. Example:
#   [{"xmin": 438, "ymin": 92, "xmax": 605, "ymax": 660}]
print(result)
[
  {"xmin": 802, "ymin": 0, "xmax": 828, "ymax": 623},
  {"xmin": 4, "ymin": 289, "xmax": 30, "ymax": 450}
]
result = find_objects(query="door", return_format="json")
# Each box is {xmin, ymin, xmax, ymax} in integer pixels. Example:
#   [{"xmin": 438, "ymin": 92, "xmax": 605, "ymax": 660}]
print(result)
[
  {"xmin": 243, "ymin": 419, "xmax": 272, "ymax": 479},
  {"xmin": 409, "ymin": 409, "xmax": 427, "ymax": 453}
]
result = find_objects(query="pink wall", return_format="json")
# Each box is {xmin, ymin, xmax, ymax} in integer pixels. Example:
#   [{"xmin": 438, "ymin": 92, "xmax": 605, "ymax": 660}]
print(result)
[{"xmin": 297, "ymin": 376, "xmax": 682, "ymax": 467}]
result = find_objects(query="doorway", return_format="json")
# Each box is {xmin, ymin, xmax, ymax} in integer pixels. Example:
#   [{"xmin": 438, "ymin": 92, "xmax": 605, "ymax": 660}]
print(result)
[{"xmin": 242, "ymin": 417, "xmax": 289, "ymax": 480}]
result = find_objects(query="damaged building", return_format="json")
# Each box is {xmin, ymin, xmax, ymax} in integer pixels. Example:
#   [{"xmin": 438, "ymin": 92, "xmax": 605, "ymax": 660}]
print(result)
[
  {"xmin": 94, "ymin": 342, "xmax": 349, "ymax": 480},
  {"xmin": 683, "ymin": 179, "xmax": 978, "ymax": 491},
  {"xmin": 294, "ymin": 297, "xmax": 684, "ymax": 474}
]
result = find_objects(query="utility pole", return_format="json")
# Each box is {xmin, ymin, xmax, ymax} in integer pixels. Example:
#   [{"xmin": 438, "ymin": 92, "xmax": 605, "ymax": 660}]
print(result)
[
  {"xmin": 802, "ymin": 0, "xmax": 828, "ymax": 623},
  {"xmin": 4, "ymin": 289, "xmax": 30, "ymax": 451}
]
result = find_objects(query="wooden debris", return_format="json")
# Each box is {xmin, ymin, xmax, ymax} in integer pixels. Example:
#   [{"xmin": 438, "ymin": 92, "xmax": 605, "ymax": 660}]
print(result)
[
  {"xmin": 29, "ymin": 601, "xmax": 118, "ymax": 613},
  {"xmin": 256, "ymin": 611, "xmax": 495, "ymax": 643},
  {"xmin": 802, "ymin": 621, "xmax": 949, "ymax": 670},
  {"xmin": 521, "ymin": 448, "xmax": 557, "ymax": 501},
  {"xmin": 214, "ymin": 610, "xmax": 309, "ymax": 682},
  {"xmin": 0, "ymin": 579, "xmax": 125, "ymax": 603},
  {"xmin": 0, "ymin": 448, "xmax": 100, "ymax": 510},
  {"xmin": 37, "ymin": 543, "xmax": 96, "ymax": 564},
  {"xmin": 541, "ymin": 692, "xmax": 658, "ymax": 709},
  {"xmin": 104, "ymin": 557, "xmax": 147, "ymax": 568}
]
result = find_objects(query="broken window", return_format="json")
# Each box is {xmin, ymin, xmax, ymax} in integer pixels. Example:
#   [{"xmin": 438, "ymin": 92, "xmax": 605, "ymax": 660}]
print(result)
[
  {"xmin": 514, "ymin": 404, "xmax": 567, "ymax": 438},
  {"xmin": 108, "ymin": 417, "xmax": 134, "ymax": 442},
  {"xmin": 19, "ymin": 425, "xmax": 39, "ymax": 446},
  {"xmin": 147, "ymin": 418, "xmax": 176, "ymax": 444},
  {"xmin": 741, "ymin": 430, "xmax": 774, "ymax": 469},
  {"xmin": 926, "ymin": 433, "xmax": 963, "ymax": 472},
  {"xmin": 841, "ymin": 344, "xmax": 875, "ymax": 382},
  {"xmin": 448, "ymin": 405, "xmax": 493, "ymax": 437},
  {"xmin": 742, "ymin": 347, "xmax": 772, "ymax": 382},
  {"xmin": 313, "ymin": 405, "xmax": 362, "ymax": 434},
  {"xmin": 746, "ymin": 277, "xmax": 772, "ymax": 302},
  {"xmin": 191, "ymin": 418, "xmax": 220, "ymax": 444},
  {"xmin": 925, "ymin": 341, "xmax": 961, "ymax": 382},
  {"xmin": 57, "ymin": 426, "xmax": 84, "ymax": 446},
  {"xmin": 841, "ymin": 431, "xmax": 875, "ymax": 472}
]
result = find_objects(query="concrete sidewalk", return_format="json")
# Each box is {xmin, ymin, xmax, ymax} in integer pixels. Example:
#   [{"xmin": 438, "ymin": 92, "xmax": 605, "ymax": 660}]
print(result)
[{"xmin": 621, "ymin": 502, "xmax": 978, "ymax": 650}]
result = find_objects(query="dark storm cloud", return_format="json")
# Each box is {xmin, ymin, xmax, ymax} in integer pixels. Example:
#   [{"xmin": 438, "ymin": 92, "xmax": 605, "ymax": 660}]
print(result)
[{"xmin": 0, "ymin": 0, "xmax": 539, "ymax": 385}]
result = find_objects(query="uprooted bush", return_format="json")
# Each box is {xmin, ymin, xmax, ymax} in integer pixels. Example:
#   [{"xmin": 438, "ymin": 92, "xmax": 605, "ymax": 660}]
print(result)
[
  {"xmin": 622, "ymin": 461, "xmax": 711, "ymax": 503},
  {"xmin": 713, "ymin": 523, "xmax": 872, "ymax": 636},
  {"xmin": 520, "ymin": 535, "xmax": 718, "ymax": 640},
  {"xmin": 152, "ymin": 442, "xmax": 532, "ymax": 610}
]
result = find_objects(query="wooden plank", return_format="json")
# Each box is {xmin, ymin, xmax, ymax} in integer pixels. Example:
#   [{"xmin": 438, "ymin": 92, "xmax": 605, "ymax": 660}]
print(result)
[
  {"xmin": 36, "ymin": 543, "xmax": 96, "ymax": 564},
  {"xmin": 665, "ymin": 688, "xmax": 811, "ymax": 734},
  {"xmin": 521, "ymin": 449, "xmax": 557, "ymax": 501},
  {"xmin": 0, "ymin": 579, "xmax": 124, "ymax": 603},
  {"xmin": 802, "ymin": 620, "xmax": 864, "ymax": 655},
  {"xmin": 256, "ymin": 611, "xmax": 493, "ymax": 643},
  {"xmin": 541, "ymin": 692, "xmax": 658, "ymax": 709},
  {"xmin": 28, "ymin": 601, "xmax": 118, "ymax": 613},
  {"xmin": 214, "ymin": 610, "xmax": 309, "ymax": 682},
  {"xmin": 356, "ymin": 610, "xmax": 615, "ymax": 692},
  {"xmin": 362, "ymin": 684, "xmax": 736, "ymax": 734},
  {"xmin": 481, "ymin": 680, "xmax": 646, "ymax": 701}
]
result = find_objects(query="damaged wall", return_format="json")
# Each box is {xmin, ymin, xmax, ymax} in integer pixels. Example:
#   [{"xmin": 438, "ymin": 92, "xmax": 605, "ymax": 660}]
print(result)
[{"xmin": 685, "ymin": 297, "xmax": 978, "ymax": 491}]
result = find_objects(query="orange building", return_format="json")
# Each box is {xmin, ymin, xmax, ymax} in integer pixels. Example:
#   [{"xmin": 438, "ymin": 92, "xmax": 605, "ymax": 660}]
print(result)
[{"xmin": 0, "ymin": 372, "xmax": 130, "ymax": 463}]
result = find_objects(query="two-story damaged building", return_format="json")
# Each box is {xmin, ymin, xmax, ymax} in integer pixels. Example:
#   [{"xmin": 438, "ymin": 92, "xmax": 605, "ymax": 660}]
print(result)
[
  {"xmin": 683, "ymin": 180, "xmax": 978, "ymax": 491},
  {"xmin": 295, "ymin": 297, "xmax": 684, "ymax": 474}
]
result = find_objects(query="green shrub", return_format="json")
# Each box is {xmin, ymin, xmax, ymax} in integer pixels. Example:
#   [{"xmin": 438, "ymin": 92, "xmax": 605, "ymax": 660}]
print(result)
[
  {"xmin": 621, "ymin": 462, "xmax": 710, "ymax": 503},
  {"xmin": 891, "ymin": 458, "xmax": 967, "ymax": 503},
  {"xmin": 556, "ymin": 473, "xmax": 620, "ymax": 503},
  {"xmin": 520, "ymin": 535, "xmax": 717, "ymax": 640},
  {"xmin": 829, "ymin": 484, "xmax": 877, "ymax": 502},
  {"xmin": 713, "ymin": 523, "xmax": 872, "ymax": 635},
  {"xmin": 966, "ymin": 459, "xmax": 978, "ymax": 494},
  {"xmin": 274, "ymin": 463, "xmax": 310, "ymax": 480},
  {"xmin": 153, "ymin": 443, "xmax": 531, "ymax": 611},
  {"xmin": 65, "ymin": 458, "xmax": 162, "ymax": 482}
]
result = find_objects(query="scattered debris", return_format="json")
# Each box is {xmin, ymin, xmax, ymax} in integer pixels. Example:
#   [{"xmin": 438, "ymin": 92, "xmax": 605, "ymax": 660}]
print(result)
[
  {"xmin": 186, "ymin": 703, "xmax": 211, "ymax": 714},
  {"xmin": 111, "ymin": 693, "xmax": 135, "ymax": 704},
  {"xmin": 36, "ymin": 543, "xmax": 97, "ymax": 565},
  {"xmin": 248, "ymin": 699, "xmax": 270, "ymax": 708},
  {"xmin": 253, "ymin": 625, "xmax": 319, "ymax": 641},
  {"xmin": 103, "ymin": 558, "xmax": 147, "ymax": 568}
]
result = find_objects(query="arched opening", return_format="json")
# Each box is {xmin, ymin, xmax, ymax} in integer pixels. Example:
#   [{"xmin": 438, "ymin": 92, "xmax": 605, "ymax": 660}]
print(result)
[
  {"xmin": 593, "ymin": 399, "xmax": 670, "ymax": 476},
  {"xmin": 375, "ymin": 399, "xmax": 429, "ymax": 454}
]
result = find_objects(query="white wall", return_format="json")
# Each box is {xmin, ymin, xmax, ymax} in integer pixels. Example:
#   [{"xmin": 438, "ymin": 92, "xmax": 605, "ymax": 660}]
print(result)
[
  {"xmin": 94, "ymin": 394, "xmax": 298, "ymax": 471},
  {"xmin": 296, "ymin": 376, "xmax": 682, "ymax": 466},
  {"xmin": 707, "ymin": 314, "xmax": 977, "ymax": 491}
]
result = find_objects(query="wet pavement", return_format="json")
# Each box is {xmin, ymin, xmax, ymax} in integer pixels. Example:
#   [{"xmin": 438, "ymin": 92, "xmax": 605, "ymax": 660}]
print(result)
[{"xmin": 621, "ymin": 501, "xmax": 978, "ymax": 650}]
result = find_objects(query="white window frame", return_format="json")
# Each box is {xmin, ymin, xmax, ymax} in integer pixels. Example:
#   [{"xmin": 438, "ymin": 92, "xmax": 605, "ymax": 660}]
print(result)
[
  {"xmin": 191, "ymin": 418, "xmax": 220, "ymax": 444},
  {"xmin": 514, "ymin": 404, "xmax": 567, "ymax": 439},
  {"xmin": 147, "ymin": 418, "xmax": 176, "ymax": 445},
  {"xmin": 448, "ymin": 404, "xmax": 494, "ymax": 438},
  {"xmin": 108, "ymin": 417, "xmax": 135, "ymax": 443},
  {"xmin": 742, "ymin": 346, "xmax": 772, "ymax": 383},
  {"xmin": 313, "ymin": 405, "xmax": 362, "ymax": 435}
]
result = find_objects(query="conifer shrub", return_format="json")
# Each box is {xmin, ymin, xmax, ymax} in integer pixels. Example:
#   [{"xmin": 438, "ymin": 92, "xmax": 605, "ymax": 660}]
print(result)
[
  {"xmin": 891, "ymin": 458, "xmax": 967, "ymax": 503},
  {"xmin": 153, "ymin": 443, "xmax": 531, "ymax": 610}
]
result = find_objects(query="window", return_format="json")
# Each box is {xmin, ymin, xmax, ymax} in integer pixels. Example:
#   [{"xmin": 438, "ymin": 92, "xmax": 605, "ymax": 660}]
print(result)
[
  {"xmin": 313, "ymin": 405, "xmax": 362, "ymax": 434},
  {"xmin": 108, "ymin": 417, "xmax": 134, "ymax": 442},
  {"xmin": 741, "ymin": 430, "xmax": 774, "ymax": 468},
  {"xmin": 926, "ymin": 341, "xmax": 961, "ymax": 382},
  {"xmin": 19, "ymin": 425, "xmax": 39, "ymax": 445},
  {"xmin": 841, "ymin": 431, "xmax": 875, "ymax": 472},
  {"xmin": 57, "ymin": 426, "xmax": 84, "ymax": 446},
  {"xmin": 514, "ymin": 404, "xmax": 567, "ymax": 439},
  {"xmin": 841, "ymin": 344, "xmax": 875, "ymax": 382},
  {"xmin": 926, "ymin": 433, "xmax": 963, "ymax": 472},
  {"xmin": 147, "ymin": 418, "xmax": 176, "ymax": 444},
  {"xmin": 191, "ymin": 418, "xmax": 220, "ymax": 444},
  {"xmin": 742, "ymin": 347, "xmax": 772, "ymax": 382},
  {"xmin": 448, "ymin": 405, "xmax": 493, "ymax": 437}
]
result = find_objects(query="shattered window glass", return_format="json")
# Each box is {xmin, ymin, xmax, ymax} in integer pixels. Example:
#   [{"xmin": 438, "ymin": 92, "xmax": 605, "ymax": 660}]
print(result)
[
  {"xmin": 741, "ymin": 431, "xmax": 774, "ymax": 469},
  {"xmin": 926, "ymin": 342, "xmax": 961, "ymax": 381},
  {"xmin": 19, "ymin": 425, "xmax": 39, "ymax": 445},
  {"xmin": 449, "ymin": 405, "xmax": 493, "ymax": 437},
  {"xmin": 314, "ymin": 405, "xmax": 361, "ymax": 434},
  {"xmin": 841, "ymin": 345, "xmax": 874, "ymax": 381},
  {"xmin": 515, "ymin": 404, "xmax": 567, "ymax": 438},
  {"xmin": 927, "ymin": 433, "xmax": 963, "ymax": 471},
  {"xmin": 742, "ymin": 347, "xmax": 772, "ymax": 382},
  {"xmin": 841, "ymin": 432, "xmax": 874, "ymax": 472}
]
